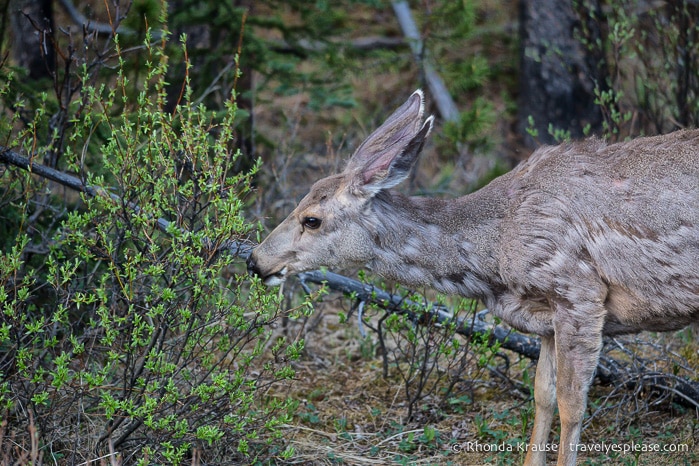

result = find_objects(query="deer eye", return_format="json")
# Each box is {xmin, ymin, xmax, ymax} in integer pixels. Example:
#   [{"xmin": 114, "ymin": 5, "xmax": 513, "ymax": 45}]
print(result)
[{"xmin": 302, "ymin": 216, "xmax": 322, "ymax": 230}]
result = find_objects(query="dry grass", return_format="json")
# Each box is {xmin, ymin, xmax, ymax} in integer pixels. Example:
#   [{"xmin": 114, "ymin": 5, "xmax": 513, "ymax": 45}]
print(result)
[{"xmin": 255, "ymin": 297, "xmax": 698, "ymax": 465}]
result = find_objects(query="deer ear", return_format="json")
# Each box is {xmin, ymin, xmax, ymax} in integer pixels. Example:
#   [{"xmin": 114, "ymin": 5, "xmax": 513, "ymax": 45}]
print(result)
[{"xmin": 345, "ymin": 90, "xmax": 434, "ymax": 195}]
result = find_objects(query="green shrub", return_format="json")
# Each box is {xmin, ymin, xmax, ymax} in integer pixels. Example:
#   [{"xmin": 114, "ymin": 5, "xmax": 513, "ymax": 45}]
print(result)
[{"xmin": 0, "ymin": 29, "xmax": 302, "ymax": 465}]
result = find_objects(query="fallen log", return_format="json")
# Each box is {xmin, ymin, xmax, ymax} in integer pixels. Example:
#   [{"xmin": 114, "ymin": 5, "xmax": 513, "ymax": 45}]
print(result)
[
  {"xmin": 296, "ymin": 268, "xmax": 699, "ymax": 410},
  {"xmin": 3, "ymin": 145, "xmax": 699, "ymax": 409}
]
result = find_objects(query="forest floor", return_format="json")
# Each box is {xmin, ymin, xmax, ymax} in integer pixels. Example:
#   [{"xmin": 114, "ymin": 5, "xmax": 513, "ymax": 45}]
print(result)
[{"xmin": 261, "ymin": 293, "xmax": 699, "ymax": 465}]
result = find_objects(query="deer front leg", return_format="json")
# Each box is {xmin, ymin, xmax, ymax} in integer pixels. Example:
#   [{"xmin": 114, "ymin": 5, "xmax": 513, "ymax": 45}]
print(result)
[
  {"xmin": 552, "ymin": 300, "xmax": 605, "ymax": 466},
  {"xmin": 524, "ymin": 334, "xmax": 557, "ymax": 466}
]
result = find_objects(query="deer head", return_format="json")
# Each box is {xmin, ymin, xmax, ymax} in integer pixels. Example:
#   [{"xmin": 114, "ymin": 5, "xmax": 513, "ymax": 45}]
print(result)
[{"xmin": 247, "ymin": 90, "xmax": 434, "ymax": 285}]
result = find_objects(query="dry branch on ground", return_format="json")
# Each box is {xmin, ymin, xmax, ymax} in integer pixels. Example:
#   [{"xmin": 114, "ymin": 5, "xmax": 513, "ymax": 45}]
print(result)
[{"xmin": 2, "ymin": 144, "xmax": 698, "ymax": 413}]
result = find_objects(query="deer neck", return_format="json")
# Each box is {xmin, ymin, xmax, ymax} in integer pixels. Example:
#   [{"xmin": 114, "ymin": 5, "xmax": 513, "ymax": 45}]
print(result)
[{"xmin": 366, "ymin": 189, "xmax": 504, "ymax": 299}]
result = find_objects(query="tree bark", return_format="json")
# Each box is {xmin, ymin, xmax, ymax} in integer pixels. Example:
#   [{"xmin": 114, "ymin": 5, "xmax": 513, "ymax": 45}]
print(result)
[
  {"xmin": 517, "ymin": 0, "xmax": 605, "ymax": 148},
  {"xmin": 8, "ymin": 0, "xmax": 55, "ymax": 80}
]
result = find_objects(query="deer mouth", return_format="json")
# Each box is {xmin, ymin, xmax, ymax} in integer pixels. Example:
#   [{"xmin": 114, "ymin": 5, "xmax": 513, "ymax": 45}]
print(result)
[
  {"xmin": 261, "ymin": 266, "xmax": 288, "ymax": 286},
  {"xmin": 246, "ymin": 254, "xmax": 289, "ymax": 286}
]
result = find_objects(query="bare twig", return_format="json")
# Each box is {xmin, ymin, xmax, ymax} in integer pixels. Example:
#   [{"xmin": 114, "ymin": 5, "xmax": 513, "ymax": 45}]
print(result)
[
  {"xmin": 268, "ymin": 36, "xmax": 406, "ymax": 56},
  {"xmin": 3, "ymin": 145, "xmax": 699, "ymax": 409},
  {"xmin": 57, "ymin": 0, "xmax": 163, "ymax": 38}
]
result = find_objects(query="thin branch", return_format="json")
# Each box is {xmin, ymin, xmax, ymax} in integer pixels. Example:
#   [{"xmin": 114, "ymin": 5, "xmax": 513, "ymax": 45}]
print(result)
[
  {"xmin": 297, "ymin": 268, "xmax": 541, "ymax": 359},
  {"xmin": 391, "ymin": 1, "xmax": 460, "ymax": 122},
  {"xmin": 57, "ymin": 0, "xmax": 163, "ymax": 38},
  {"xmin": 267, "ymin": 36, "xmax": 407, "ymax": 56},
  {"xmin": 2, "ymin": 145, "xmax": 699, "ymax": 409}
]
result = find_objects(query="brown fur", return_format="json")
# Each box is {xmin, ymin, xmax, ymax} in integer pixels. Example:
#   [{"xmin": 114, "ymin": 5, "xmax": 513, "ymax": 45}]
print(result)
[{"xmin": 248, "ymin": 91, "xmax": 699, "ymax": 465}]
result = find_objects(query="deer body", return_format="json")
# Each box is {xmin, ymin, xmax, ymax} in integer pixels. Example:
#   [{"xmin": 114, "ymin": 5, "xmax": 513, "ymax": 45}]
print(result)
[{"xmin": 248, "ymin": 91, "xmax": 699, "ymax": 465}]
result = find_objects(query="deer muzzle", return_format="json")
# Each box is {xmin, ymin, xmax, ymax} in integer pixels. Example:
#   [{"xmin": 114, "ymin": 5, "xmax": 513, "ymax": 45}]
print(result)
[{"xmin": 246, "ymin": 252, "xmax": 288, "ymax": 286}]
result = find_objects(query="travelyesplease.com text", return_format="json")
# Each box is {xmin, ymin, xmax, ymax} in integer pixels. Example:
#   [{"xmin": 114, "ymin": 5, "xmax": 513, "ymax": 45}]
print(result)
[{"xmin": 452, "ymin": 441, "xmax": 689, "ymax": 455}]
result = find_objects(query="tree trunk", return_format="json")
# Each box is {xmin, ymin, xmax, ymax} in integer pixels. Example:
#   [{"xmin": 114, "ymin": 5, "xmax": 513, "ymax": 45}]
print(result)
[
  {"xmin": 517, "ymin": 0, "xmax": 605, "ymax": 148},
  {"xmin": 8, "ymin": 0, "xmax": 54, "ymax": 80}
]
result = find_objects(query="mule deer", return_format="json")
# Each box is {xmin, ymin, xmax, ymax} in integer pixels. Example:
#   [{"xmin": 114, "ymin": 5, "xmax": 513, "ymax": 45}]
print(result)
[{"xmin": 247, "ymin": 90, "xmax": 699, "ymax": 465}]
